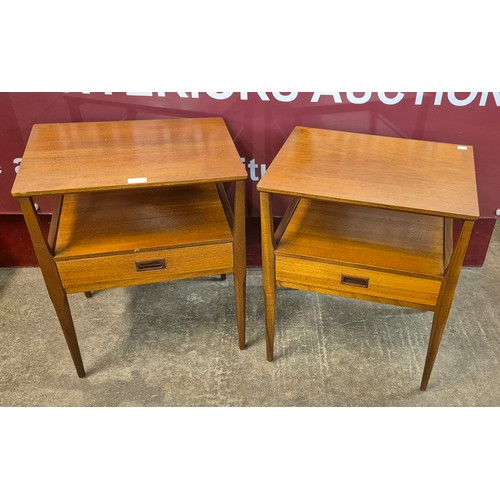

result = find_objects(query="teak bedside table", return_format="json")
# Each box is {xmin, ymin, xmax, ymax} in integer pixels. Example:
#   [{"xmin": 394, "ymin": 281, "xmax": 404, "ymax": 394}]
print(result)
[
  {"xmin": 257, "ymin": 127, "xmax": 479, "ymax": 390},
  {"xmin": 11, "ymin": 117, "xmax": 247, "ymax": 377}
]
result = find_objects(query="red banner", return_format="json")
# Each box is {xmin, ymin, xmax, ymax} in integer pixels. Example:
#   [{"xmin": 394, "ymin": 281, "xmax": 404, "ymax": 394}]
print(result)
[{"xmin": 0, "ymin": 92, "xmax": 498, "ymax": 265}]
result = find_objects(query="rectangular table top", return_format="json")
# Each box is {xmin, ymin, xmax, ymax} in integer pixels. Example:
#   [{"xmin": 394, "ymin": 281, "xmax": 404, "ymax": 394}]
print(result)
[
  {"xmin": 257, "ymin": 127, "xmax": 479, "ymax": 220},
  {"xmin": 12, "ymin": 117, "xmax": 247, "ymax": 197}
]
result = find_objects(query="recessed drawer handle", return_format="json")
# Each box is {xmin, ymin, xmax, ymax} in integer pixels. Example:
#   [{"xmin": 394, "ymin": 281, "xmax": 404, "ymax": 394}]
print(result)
[
  {"xmin": 135, "ymin": 259, "xmax": 166, "ymax": 272},
  {"xmin": 341, "ymin": 274, "xmax": 369, "ymax": 288}
]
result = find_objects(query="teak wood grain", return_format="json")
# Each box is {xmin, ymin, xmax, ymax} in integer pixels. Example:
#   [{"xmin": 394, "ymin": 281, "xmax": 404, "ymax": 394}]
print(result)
[
  {"xmin": 233, "ymin": 181, "xmax": 247, "ymax": 349},
  {"xmin": 13, "ymin": 117, "xmax": 248, "ymax": 377},
  {"xmin": 257, "ymin": 127, "xmax": 479, "ymax": 220},
  {"xmin": 18, "ymin": 196, "xmax": 85, "ymax": 377},
  {"xmin": 277, "ymin": 199, "xmax": 445, "ymax": 278},
  {"xmin": 276, "ymin": 255, "xmax": 441, "ymax": 308},
  {"xmin": 55, "ymin": 184, "xmax": 232, "ymax": 260},
  {"xmin": 216, "ymin": 182, "xmax": 234, "ymax": 231},
  {"xmin": 11, "ymin": 117, "xmax": 247, "ymax": 197},
  {"xmin": 47, "ymin": 195, "xmax": 63, "ymax": 251},
  {"xmin": 57, "ymin": 243, "xmax": 233, "ymax": 293},
  {"xmin": 274, "ymin": 197, "xmax": 299, "ymax": 244},
  {"xmin": 259, "ymin": 127, "xmax": 479, "ymax": 390},
  {"xmin": 260, "ymin": 192, "xmax": 277, "ymax": 361},
  {"xmin": 443, "ymin": 218, "xmax": 454, "ymax": 271},
  {"xmin": 276, "ymin": 281, "xmax": 435, "ymax": 311},
  {"xmin": 420, "ymin": 219, "xmax": 475, "ymax": 390}
]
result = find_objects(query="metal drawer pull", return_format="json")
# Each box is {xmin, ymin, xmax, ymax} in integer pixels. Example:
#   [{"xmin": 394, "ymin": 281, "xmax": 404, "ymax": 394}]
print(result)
[
  {"xmin": 135, "ymin": 259, "xmax": 165, "ymax": 272},
  {"xmin": 341, "ymin": 274, "xmax": 369, "ymax": 288}
]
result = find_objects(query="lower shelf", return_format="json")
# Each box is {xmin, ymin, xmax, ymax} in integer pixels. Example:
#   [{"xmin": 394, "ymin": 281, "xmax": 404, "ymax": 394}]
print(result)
[
  {"xmin": 53, "ymin": 183, "xmax": 234, "ymax": 293},
  {"xmin": 275, "ymin": 199, "xmax": 446, "ymax": 309}
]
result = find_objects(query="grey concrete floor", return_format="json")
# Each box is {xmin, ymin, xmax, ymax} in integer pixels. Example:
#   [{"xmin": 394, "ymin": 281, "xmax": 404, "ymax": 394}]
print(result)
[{"xmin": 1, "ymin": 225, "xmax": 499, "ymax": 406}]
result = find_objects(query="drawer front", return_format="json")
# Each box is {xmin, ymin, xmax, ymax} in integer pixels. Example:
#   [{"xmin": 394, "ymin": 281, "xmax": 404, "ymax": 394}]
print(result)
[
  {"xmin": 276, "ymin": 255, "xmax": 441, "ymax": 308},
  {"xmin": 57, "ymin": 243, "xmax": 233, "ymax": 293}
]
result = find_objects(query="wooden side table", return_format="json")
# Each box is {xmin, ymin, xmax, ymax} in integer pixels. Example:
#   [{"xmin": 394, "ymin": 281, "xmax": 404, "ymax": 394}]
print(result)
[
  {"xmin": 11, "ymin": 117, "xmax": 247, "ymax": 377},
  {"xmin": 257, "ymin": 127, "xmax": 479, "ymax": 390}
]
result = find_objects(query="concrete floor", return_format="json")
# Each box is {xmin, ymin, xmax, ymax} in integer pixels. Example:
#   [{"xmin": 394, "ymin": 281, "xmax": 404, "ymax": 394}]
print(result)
[{"xmin": 0, "ymin": 225, "xmax": 499, "ymax": 406}]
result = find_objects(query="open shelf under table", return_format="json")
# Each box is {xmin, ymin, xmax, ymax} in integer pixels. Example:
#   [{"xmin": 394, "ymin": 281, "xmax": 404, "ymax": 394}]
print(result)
[
  {"xmin": 275, "ymin": 199, "xmax": 449, "ymax": 310},
  {"xmin": 54, "ymin": 183, "xmax": 232, "ymax": 260},
  {"xmin": 52, "ymin": 183, "xmax": 234, "ymax": 293}
]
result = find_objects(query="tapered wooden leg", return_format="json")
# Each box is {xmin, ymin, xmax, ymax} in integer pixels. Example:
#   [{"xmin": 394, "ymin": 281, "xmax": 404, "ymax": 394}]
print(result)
[
  {"xmin": 420, "ymin": 220, "xmax": 474, "ymax": 390},
  {"xmin": 420, "ymin": 310, "xmax": 449, "ymax": 391},
  {"xmin": 263, "ymin": 288, "xmax": 276, "ymax": 361},
  {"xmin": 84, "ymin": 291, "xmax": 92, "ymax": 298},
  {"xmin": 52, "ymin": 293, "xmax": 86, "ymax": 378},
  {"xmin": 260, "ymin": 192, "xmax": 277, "ymax": 361},
  {"xmin": 233, "ymin": 181, "xmax": 246, "ymax": 350},
  {"xmin": 19, "ymin": 197, "xmax": 86, "ymax": 378}
]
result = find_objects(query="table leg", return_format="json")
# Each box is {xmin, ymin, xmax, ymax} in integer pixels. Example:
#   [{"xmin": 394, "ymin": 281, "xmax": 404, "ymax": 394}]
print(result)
[
  {"xmin": 420, "ymin": 219, "xmax": 474, "ymax": 390},
  {"xmin": 19, "ymin": 197, "xmax": 86, "ymax": 378},
  {"xmin": 260, "ymin": 192, "xmax": 276, "ymax": 361},
  {"xmin": 233, "ymin": 181, "xmax": 246, "ymax": 350}
]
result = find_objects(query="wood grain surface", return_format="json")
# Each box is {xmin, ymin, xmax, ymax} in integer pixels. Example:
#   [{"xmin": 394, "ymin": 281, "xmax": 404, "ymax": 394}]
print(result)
[
  {"xmin": 18, "ymin": 196, "xmax": 85, "ymax": 377},
  {"xmin": 54, "ymin": 184, "xmax": 232, "ymax": 260},
  {"xmin": 57, "ymin": 242, "xmax": 233, "ymax": 293},
  {"xmin": 233, "ymin": 181, "xmax": 247, "ymax": 349},
  {"xmin": 257, "ymin": 127, "xmax": 479, "ymax": 220},
  {"xmin": 276, "ymin": 255, "xmax": 441, "ymax": 308},
  {"xmin": 260, "ymin": 192, "xmax": 277, "ymax": 361},
  {"xmin": 277, "ymin": 199, "xmax": 445, "ymax": 278},
  {"xmin": 12, "ymin": 117, "xmax": 247, "ymax": 197},
  {"xmin": 276, "ymin": 280, "xmax": 435, "ymax": 311},
  {"xmin": 420, "ymin": 219, "xmax": 475, "ymax": 390}
]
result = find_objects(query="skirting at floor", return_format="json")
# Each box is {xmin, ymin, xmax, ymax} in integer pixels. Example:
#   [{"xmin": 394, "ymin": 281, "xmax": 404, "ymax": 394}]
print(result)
[{"xmin": 0, "ymin": 225, "xmax": 499, "ymax": 407}]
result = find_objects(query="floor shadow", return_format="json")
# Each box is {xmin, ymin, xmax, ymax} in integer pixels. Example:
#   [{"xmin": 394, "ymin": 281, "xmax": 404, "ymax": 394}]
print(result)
[
  {"xmin": 84, "ymin": 273, "xmax": 242, "ymax": 375},
  {"xmin": 0, "ymin": 268, "xmax": 15, "ymax": 300}
]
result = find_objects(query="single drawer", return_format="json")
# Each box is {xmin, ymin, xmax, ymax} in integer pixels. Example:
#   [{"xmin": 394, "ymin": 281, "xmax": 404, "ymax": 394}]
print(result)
[
  {"xmin": 276, "ymin": 255, "xmax": 441, "ymax": 308},
  {"xmin": 57, "ymin": 242, "xmax": 233, "ymax": 293}
]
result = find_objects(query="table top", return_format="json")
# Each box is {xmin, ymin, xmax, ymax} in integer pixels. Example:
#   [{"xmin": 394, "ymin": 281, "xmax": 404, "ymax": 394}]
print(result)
[
  {"xmin": 12, "ymin": 117, "xmax": 247, "ymax": 197},
  {"xmin": 257, "ymin": 127, "xmax": 479, "ymax": 220}
]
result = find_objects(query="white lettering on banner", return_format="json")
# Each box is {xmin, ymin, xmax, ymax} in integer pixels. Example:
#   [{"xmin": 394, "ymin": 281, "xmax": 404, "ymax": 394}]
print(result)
[
  {"xmin": 346, "ymin": 92, "xmax": 372, "ymax": 104},
  {"xmin": 378, "ymin": 92, "xmax": 405, "ymax": 105},
  {"xmin": 242, "ymin": 93, "xmax": 271, "ymax": 100},
  {"xmin": 434, "ymin": 92, "xmax": 444, "ymax": 105},
  {"xmin": 208, "ymin": 92, "xmax": 271, "ymax": 101},
  {"xmin": 1, "ymin": 157, "xmax": 23, "ymax": 176},
  {"xmin": 272, "ymin": 92, "xmax": 298, "ymax": 102},
  {"xmin": 14, "ymin": 158, "xmax": 22, "ymax": 174},
  {"xmin": 311, "ymin": 92, "xmax": 343, "ymax": 103},
  {"xmin": 206, "ymin": 92, "xmax": 234, "ymax": 100},
  {"xmin": 479, "ymin": 92, "xmax": 500, "ymax": 106},
  {"xmin": 242, "ymin": 158, "xmax": 267, "ymax": 181},
  {"xmin": 415, "ymin": 92, "xmax": 425, "ymax": 105},
  {"xmin": 74, "ymin": 92, "xmax": 500, "ymax": 107},
  {"xmin": 448, "ymin": 92, "xmax": 478, "ymax": 106}
]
